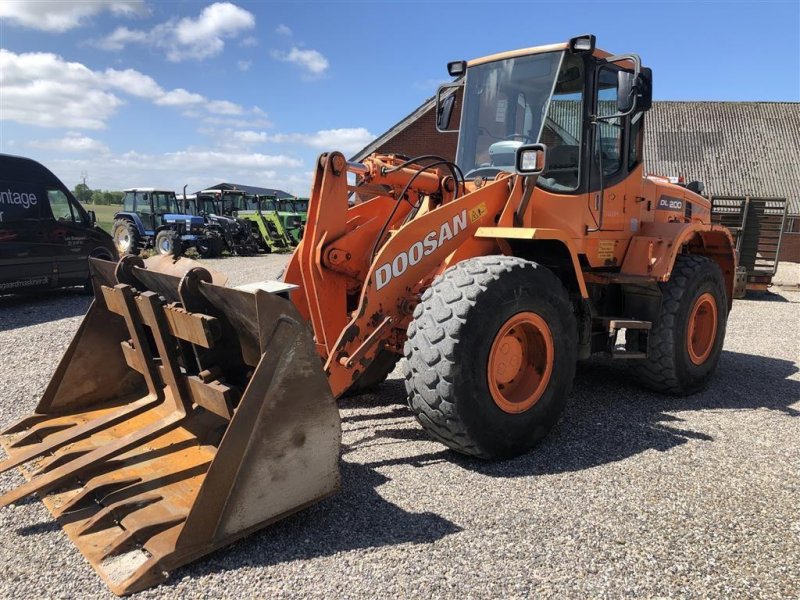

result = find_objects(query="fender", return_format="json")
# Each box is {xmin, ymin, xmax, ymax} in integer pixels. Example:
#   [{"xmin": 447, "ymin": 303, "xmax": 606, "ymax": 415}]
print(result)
[
  {"xmin": 621, "ymin": 221, "xmax": 737, "ymax": 307},
  {"xmin": 473, "ymin": 226, "xmax": 589, "ymax": 298},
  {"xmin": 113, "ymin": 211, "xmax": 151, "ymax": 237}
]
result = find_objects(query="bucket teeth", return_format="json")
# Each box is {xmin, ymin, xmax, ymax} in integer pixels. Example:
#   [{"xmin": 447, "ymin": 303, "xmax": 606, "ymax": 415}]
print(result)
[
  {"xmin": 52, "ymin": 475, "xmax": 144, "ymax": 517},
  {"xmin": 0, "ymin": 408, "xmax": 184, "ymax": 508},
  {"xmin": 77, "ymin": 493, "xmax": 164, "ymax": 535},
  {"xmin": 1, "ymin": 413, "xmax": 50, "ymax": 436},
  {"xmin": 99, "ymin": 508, "xmax": 188, "ymax": 561},
  {"xmin": 0, "ymin": 396, "xmax": 158, "ymax": 475},
  {"xmin": 7, "ymin": 420, "xmax": 76, "ymax": 448}
]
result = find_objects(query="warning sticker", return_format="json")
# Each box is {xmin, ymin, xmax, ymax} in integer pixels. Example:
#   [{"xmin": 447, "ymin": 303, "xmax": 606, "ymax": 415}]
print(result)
[
  {"xmin": 469, "ymin": 202, "xmax": 488, "ymax": 223},
  {"xmin": 597, "ymin": 240, "xmax": 616, "ymax": 260}
]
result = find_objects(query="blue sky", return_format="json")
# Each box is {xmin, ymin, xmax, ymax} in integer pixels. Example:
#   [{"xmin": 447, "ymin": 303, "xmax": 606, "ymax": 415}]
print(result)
[{"xmin": 1, "ymin": 0, "xmax": 798, "ymax": 194}]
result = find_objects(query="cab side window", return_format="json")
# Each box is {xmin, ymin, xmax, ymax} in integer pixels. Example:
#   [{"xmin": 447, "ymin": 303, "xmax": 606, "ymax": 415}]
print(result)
[
  {"xmin": 138, "ymin": 193, "xmax": 153, "ymax": 217},
  {"xmin": 595, "ymin": 67, "xmax": 624, "ymax": 177},
  {"xmin": 539, "ymin": 53, "xmax": 584, "ymax": 192},
  {"xmin": 123, "ymin": 191, "xmax": 135, "ymax": 212},
  {"xmin": 628, "ymin": 111, "xmax": 644, "ymax": 170},
  {"xmin": 47, "ymin": 189, "xmax": 76, "ymax": 222}
]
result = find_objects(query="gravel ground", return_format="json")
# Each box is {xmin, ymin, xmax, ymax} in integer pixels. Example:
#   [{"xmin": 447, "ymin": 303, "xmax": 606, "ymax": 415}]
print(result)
[{"xmin": 0, "ymin": 255, "xmax": 798, "ymax": 599}]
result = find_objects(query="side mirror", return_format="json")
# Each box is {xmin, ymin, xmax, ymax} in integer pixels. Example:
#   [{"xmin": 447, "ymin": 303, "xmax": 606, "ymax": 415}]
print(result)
[
  {"xmin": 617, "ymin": 70, "xmax": 636, "ymax": 113},
  {"xmin": 515, "ymin": 144, "xmax": 547, "ymax": 175},
  {"xmin": 87, "ymin": 210, "xmax": 96, "ymax": 225},
  {"xmin": 636, "ymin": 67, "xmax": 653, "ymax": 111}
]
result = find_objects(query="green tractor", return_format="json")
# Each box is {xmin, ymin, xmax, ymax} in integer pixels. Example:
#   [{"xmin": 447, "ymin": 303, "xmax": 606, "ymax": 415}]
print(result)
[
  {"xmin": 276, "ymin": 197, "xmax": 307, "ymax": 243},
  {"xmin": 222, "ymin": 192, "xmax": 294, "ymax": 253},
  {"xmin": 256, "ymin": 195, "xmax": 304, "ymax": 245}
]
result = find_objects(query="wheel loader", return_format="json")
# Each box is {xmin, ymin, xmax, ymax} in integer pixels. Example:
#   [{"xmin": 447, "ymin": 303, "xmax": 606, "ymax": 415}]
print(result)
[{"xmin": 0, "ymin": 35, "xmax": 737, "ymax": 595}]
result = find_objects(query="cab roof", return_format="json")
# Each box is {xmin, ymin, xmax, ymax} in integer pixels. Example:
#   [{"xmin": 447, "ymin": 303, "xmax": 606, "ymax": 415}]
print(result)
[
  {"xmin": 124, "ymin": 188, "xmax": 175, "ymax": 193},
  {"xmin": 467, "ymin": 39, "xmax": 611, "ymax": 67}
]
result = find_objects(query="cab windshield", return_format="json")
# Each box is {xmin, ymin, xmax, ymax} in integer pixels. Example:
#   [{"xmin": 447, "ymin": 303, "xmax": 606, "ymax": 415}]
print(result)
[
  {"xmin": 222, "ymin": 193, "xmax": 249, "ymax": 212},
  {"xmin": 455, "ymin": 51, "xmax": 564, "ymax": 177},
  {"xmin": 195, "ymin": 197, "xmax": 220, "ymax": 214}
]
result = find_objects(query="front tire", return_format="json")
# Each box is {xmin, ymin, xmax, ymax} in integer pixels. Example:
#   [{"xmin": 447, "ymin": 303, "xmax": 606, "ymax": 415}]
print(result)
[
  {"xmin": 629, "ymin": 254, "xmax": 728, "ymax": 395},
  {"xmin": 155, "ymin": 230, "xmax": 179, "ymax": 256},
  {"xmin": 404, "ymin": 256, "xmax": 577, "ymax": 459},
  {"xmin": 112, "ymin": 219, "xmax": 140, "ymax": 256}
]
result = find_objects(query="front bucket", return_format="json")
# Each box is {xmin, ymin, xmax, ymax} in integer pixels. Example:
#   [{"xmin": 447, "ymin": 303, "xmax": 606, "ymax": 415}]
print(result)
[{"xmin": 0, "ymin": 255, "xmax": 341, "ymax": 595}]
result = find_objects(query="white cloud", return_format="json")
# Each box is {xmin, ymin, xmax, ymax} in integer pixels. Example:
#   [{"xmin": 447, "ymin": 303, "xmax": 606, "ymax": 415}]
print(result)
[
  {"xmin": 155, "ymin": 88, "xmax": 206, "ymax": 107},
  {"xmin": 231, "ymin": 130, "xmax": 268, "ymax": 145},
  {"xmin": 95, "ymin": 2, "xmax": 255, "ymax": 62},
  {"xmin": 237, "ymin": 60, "xmax": 252, "ymax": 71},
  {"xmin": 104, "ymin": 68, "xmax": 163, "ymax": 98},
  {"xmin": 271, "ymin": 47, "xmax": 329, "ymax": 77},
  {"xmin": 0, "ymin": 0, "xmax": 146, "ymax": 32},
  {"xmin": 29, "ymin": 133, "xmax": 110, "ymax": 154},
  {"xmin": 207, "ymin": 100, "xmax": 243, "ymax": 115},
  {"xmin": 0, "ymin": 49, "xmax": 263, "ymax": 129},
  {"xmin": 275, "ymin": 24, "xmax": 292, "ymax": 36},
  {"xmin": 267, "ymin": 128, "xmax": 375, "ymax": 153},
  {"xmin": 239, "ymin": 36, "xmax": 259, "ymax": 48},
  {"xmin": 0, "ymin": 50, "xmax": 121, "ymax": 129}
]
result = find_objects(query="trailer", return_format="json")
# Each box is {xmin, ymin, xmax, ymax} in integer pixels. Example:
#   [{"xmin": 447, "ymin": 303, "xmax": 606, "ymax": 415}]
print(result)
[{"xmin": 709, "ymin": 196, "xmax": 788, "ymax": 293}]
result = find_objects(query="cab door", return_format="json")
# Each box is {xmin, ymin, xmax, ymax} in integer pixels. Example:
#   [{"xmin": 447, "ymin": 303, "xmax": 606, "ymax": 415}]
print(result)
[
  {"xmin": 46, "ymin": 188, "xmax": 92, "ymax": 285},
  {"xmin": 582, "ymin": 63, "xmax": 647, "ymax": 267}
]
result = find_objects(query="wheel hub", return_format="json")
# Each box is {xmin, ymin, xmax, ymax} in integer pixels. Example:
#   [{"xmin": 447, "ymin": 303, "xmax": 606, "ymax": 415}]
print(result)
[
  {"xmin": 487, "ymin": 312, "xmax": 554, "ymax": 414},
  {"xmin": 687, "ymin": 292, "xmax": 718, "ymax": 365}
]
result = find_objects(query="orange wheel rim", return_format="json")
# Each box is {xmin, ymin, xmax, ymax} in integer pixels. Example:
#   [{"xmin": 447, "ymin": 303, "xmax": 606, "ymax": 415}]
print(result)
[
  {"xmin": 487, "ymin": 312, "xmax": 554, "ymax": 414},
  {"xmin": 687, "ymin": 292, "xmax": 718, "ymax": 365}
]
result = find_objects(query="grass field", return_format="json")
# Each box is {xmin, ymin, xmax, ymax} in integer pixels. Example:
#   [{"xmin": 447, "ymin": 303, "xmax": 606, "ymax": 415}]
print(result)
[{"xmin": 85, "ymin": 204, "xmax": 119, "ymax": 234}]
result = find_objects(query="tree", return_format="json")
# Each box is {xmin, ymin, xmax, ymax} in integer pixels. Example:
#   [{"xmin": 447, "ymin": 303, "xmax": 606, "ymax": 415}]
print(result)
[
  {"xmin": 91, "ymin": 190, "xmax": 106, "ymax": 205},
  {"xmin": 73, "ymin": 183, "xmax": 93, "ymax": 204}
]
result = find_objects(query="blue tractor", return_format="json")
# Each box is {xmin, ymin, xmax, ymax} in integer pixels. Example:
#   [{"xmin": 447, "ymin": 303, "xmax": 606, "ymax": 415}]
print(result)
[{"xmin": 111, "ymin": 188, "xmax": 212, "ymax": 256}]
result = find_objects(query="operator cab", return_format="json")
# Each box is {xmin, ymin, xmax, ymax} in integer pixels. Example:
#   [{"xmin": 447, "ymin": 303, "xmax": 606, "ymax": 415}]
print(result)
[{"xmin": 438, "ymin": 35, "xmax": 652, "ymax": 195}]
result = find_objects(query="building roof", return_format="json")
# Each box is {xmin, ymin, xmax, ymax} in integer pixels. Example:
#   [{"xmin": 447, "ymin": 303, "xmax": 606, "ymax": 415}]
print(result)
[
  {"xmin": 351, "ymin": 96, "xmax": 439, "ymax": 162},
  {"xmin": 644, "ymin": 101, "xmax": 800, "ymax": 215},
  {"xmin": 198, "ymin": 182, "xmax": 293, "ymax": 198},
  {"xmin": 354, "ymin": 99, "xmax": 800, "ymax": 215}
]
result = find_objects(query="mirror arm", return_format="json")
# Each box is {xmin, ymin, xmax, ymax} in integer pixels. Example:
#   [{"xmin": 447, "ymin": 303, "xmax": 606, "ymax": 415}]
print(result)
[{"xmin": 595, "ymin": 53, "xmax": 642, "ymax": 121}]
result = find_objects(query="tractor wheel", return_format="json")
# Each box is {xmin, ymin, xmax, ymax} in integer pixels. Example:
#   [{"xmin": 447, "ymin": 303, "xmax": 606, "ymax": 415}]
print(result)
[
  {"xmin": 346, "ymin": 348, "xmax": 400, "ymax": 395},
  {"xmin": 154, "ymin": 230, "xmax": 180, "ymax": 256},
  {"xmin": 629, "ymin": 255, "xmax": 727, "ymax": 395},
  {"xmin": 404, "ymin": 256, "xmax": 577, "ymax": 459},
  {"xmin": 111, "ymin": 219, "xmax": 141, "ymax": 256},
  {"xmin": 198, "ymin": 236, "xmax": 224, "ymax": 258}
]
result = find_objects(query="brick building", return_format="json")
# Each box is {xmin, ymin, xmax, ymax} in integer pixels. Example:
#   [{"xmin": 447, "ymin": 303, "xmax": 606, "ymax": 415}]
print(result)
[{"xmin": 354, "ymin": 98, "xmax": 800, "ymax": 262}]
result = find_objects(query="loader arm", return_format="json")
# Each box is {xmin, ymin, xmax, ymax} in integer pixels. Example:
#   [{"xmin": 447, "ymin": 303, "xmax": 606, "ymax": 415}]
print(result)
[{"xmin": 284, "ymin": 152, "xmax": 526, "ymax": 397}]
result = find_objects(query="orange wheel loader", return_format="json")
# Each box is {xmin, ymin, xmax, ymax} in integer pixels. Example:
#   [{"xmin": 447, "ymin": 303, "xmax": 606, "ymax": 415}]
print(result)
[{"xmin": 0, "ymin": 35, "xmax": 737, "ymax": 595}]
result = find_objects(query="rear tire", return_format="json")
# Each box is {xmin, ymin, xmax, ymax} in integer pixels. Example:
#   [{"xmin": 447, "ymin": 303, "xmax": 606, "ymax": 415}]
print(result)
[
  {"xmin": 112, "ymin": 219, "xmax": 140, "ymax": 256},
  {"xmin": 404, "ymin": 256, "xmax": 577, "ymax": 459},
  {"xmin": 629, "ymin": 254, "xmax": 727, "ymax": 395}
]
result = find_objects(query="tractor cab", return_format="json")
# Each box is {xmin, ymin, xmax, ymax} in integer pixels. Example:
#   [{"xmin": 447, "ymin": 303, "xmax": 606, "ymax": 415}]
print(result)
[{"xmin": 121, "ymin": 189, "xmax": 185, "ymax": 232}]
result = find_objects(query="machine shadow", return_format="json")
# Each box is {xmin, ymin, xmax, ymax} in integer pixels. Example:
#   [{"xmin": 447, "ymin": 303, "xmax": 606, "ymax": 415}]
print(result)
[
  {"xmin": 0, "ymin": 291, "xmax": 91, "ymax": 331},
  {"xmin": 164, "ymin": 459, "xmax": 462, "ymax": 587},
  {"xmin": 362, "ymin": 349, "xmax": 799, "ymax": 477}
]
